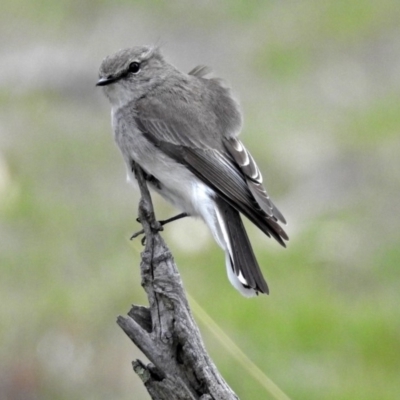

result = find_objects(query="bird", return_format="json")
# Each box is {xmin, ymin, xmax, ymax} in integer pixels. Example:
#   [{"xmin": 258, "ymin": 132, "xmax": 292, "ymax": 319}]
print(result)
[{"xmin": 96, "ymin": 45, "xmax": 288, "ymax": 297}]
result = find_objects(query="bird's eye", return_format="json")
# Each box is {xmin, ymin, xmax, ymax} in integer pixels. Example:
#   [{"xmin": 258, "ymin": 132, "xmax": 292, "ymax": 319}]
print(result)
[{"xmin": 128, "ymin": 62, "xmax": 141, "ymax": 74}]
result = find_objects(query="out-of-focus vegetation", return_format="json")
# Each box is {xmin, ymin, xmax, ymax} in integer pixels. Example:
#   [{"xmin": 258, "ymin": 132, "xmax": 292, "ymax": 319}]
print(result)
[{"xmin": 1, "ymin": 1, "xmax": 400, "ymax": 399}]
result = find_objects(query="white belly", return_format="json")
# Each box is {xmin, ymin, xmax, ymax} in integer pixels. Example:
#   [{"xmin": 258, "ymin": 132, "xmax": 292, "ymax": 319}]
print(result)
[{"xmin": 126, "ymin": 159, "xmax": 214, "ymax": 217}]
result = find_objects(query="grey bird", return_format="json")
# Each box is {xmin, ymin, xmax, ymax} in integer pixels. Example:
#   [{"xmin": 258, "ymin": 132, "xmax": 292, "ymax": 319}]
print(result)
[{"xmin": 96, "ymin": 45, "xmax": 288, "ymax": 297}]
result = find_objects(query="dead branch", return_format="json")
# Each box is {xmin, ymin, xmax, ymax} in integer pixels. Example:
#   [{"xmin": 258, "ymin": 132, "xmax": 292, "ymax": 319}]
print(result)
[{"xmin": 117, "ymin": 163, "xmax": 238, "ymax": 400}]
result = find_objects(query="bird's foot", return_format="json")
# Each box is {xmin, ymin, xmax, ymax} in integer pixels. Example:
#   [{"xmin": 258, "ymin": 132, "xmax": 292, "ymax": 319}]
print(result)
[{"xmin": 130, "ymin": 213, "xmax": 188, "ymax": 245}]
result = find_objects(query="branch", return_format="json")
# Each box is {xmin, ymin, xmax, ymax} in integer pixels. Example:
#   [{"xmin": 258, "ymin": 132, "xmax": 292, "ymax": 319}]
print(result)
[{"xmin": 117, "ymin": 163, "xmax": 238, "ymax": 400}]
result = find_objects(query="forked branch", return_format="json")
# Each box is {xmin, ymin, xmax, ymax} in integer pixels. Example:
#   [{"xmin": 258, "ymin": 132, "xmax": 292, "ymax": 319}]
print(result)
[{"xmin": 117, "ymin": 162, "xmax": 238, "ymax": 400}]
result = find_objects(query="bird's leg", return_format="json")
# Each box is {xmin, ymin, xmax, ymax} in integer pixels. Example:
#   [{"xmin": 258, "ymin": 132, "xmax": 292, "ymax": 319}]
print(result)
[
  {"xmin": 159, "ymin": 212, "xmax": 189, "ymax": 226},
  {"xmin": 130, "ymin": 213, "xmax": 189, "ymax": 245}
]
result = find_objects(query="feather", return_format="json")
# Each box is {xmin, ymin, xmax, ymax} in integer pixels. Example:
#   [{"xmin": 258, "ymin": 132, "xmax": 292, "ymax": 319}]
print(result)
[{"xmin": 188, "ymin": 65, "xmax": 212, "ymax": 78}]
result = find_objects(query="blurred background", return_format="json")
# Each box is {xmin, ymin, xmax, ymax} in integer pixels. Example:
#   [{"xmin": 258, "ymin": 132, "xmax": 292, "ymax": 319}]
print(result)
[{"xmin": 1, "ymin": 1, "xmax": 400, "ymax": 399}]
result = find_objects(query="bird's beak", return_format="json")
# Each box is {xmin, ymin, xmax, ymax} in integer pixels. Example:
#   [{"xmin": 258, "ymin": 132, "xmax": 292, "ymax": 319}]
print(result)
[{"xmin": 96, "ymin": 75, "xmax": 119, "ymax": 86}]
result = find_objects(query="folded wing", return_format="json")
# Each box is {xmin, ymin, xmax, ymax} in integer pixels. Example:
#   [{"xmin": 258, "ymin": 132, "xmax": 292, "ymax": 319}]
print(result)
[{"xmin": 133, "ymin": 113, "xmax": 288, "ymax": 247}]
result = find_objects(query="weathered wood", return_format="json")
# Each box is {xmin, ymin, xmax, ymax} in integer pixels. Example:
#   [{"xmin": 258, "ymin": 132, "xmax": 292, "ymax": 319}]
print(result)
[{"xmin": 117, "ymin": 163, "xmax": 238, "ymax": 400}]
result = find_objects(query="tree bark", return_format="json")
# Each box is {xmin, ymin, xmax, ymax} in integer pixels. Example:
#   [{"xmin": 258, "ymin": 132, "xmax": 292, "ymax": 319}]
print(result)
[{"xmin": 117, "ymin": 163, "xmax": 238, "ymax": 400}]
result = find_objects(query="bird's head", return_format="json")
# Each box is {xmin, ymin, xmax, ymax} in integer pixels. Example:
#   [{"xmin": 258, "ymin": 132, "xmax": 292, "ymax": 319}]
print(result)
[{"xmin": 97, "ymin": 45, "xmax": 170, "ymax": 107}]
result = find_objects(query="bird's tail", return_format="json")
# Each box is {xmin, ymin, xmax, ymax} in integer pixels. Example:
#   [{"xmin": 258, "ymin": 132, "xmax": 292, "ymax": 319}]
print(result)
[{"xmin": 213, "ymin": 198, "xmax": 269, "ymax": 297}]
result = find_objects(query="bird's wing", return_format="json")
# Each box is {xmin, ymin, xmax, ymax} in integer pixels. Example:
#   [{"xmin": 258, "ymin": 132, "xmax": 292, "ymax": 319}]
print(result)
[
  {"xmin": 133, "ymin": 97, "xmax": 288, "ymax": 246},
  {"xmin": 223, "ymin": 136, "xmax": 287, "ymax": 224}
]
